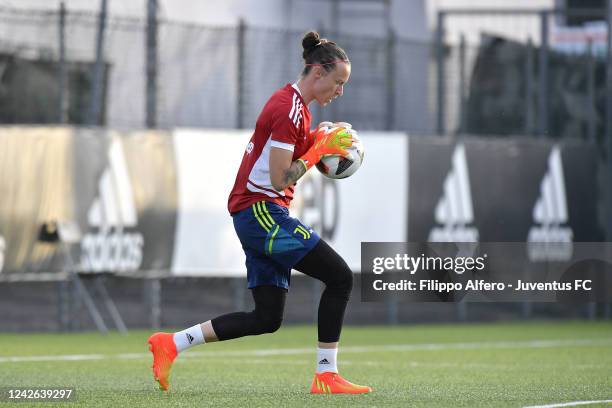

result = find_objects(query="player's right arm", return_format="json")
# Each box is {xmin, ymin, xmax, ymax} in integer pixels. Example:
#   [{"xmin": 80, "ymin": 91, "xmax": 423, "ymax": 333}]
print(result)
[
  {"xmin": 269, "ymin": 126, "xmax": 353, "ymax": 191},
  {"xmin": 270, "ymin": 147, "xmax": 308, "ymax": 191}
]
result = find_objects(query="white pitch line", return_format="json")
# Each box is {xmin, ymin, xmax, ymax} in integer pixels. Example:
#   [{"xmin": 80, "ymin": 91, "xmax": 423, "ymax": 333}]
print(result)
[
  {"xmin": 0, "ymin": 354, "xmax": 107, "ymax": 363},
  {"xmin": 1, "ymin": 338, "xmax": 611, "ymax": 364},
  {"xmin": 523, "ymin": 400, "xmax": 612, "ymax": 408}
]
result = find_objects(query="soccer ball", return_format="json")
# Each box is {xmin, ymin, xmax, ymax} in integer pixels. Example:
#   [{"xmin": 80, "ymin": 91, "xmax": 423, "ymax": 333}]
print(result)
[{"xmin": 315, "ymin": 123, "xmax": 364, "ymax": 179}]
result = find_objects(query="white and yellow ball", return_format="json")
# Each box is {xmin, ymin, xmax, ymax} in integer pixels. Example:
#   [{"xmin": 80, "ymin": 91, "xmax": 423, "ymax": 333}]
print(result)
[{"xmin": 315, "ymin": 122, "xmax": 365, "ymax": 179}]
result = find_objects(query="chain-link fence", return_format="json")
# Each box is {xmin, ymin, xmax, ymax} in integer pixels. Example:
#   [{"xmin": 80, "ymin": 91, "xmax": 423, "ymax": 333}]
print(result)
[
  {"xmin": 1, "ymin": 5, "xmax": 609, "ymax": 140},
  {"xmin": 435, "ymin": 7, "xmax": 612, "ymax": 242},
  {"xmin": 0, "ymin": 5, "xmax": 436, "ymax": 133},
  {"xmin": 437, "ymin": 8, "xmax": 610, "ymax": 145}
]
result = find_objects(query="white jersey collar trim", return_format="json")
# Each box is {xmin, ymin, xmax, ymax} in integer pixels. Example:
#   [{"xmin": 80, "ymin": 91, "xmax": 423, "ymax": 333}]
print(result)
[{"xmin": 291, "ymin": 83, "xmax": 302, "ymax": 97}]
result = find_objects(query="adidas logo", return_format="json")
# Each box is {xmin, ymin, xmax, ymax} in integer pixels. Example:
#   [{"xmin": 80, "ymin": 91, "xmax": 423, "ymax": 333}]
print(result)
[
  {"xmin": 80, "ymin": 138, "xmax": 144, "ymax": 272},
  {"xmin": 527, "ymin": 146, "xmax": 573, "ymax": 261},
  {"xmin": 289, "ymin": 93, "xmax": 303, "ymax": 127},
  {"xmin": 186, "ymin": 333, "xmax": 194, "ymax": 344},
  {"xmin": 318, "ymin": 358, "xmax": 330, "ymax": 365},
  {"xmin": 0, "ymin": 235, "xmax": 5, "ymax": 273},
  {"xmin": 429, "ymin": 144, "xmax": 479, "ymax": 242},
  {"xmin": 336, "ymin": 157, "xmax": 354, "ymax": 175}
]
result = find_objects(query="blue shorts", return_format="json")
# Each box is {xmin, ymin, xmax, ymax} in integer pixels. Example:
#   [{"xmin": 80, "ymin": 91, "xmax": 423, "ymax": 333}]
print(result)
[{"xmin": 232, "ymin": 201, "xmax": 321, "ymax": 289}]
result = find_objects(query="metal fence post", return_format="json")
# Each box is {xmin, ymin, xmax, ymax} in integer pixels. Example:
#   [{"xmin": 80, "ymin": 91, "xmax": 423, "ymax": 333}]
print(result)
[
  {"xmin": 457, "ymin": 302, "xmax": 467, "ymax": 322},
  {"xmin": 232, "ymin": 277, "xmax": 245, "ymax": 312},
  {"xmin": 586, "ymin": 38, "xmax": 595, "ymax": 144},
  {"xmin": 58, "ymin": 1, "xmax": 68, "ymax": 124},
  {"xmin": 146, "ymin": 0, "xmax": 158, "ymax": 128},
  {"xmin": 586, "ymin": 302, "xmax": 597, "ymax": 320},
  {"xmin": 386, "ymin": 27, "xmax": 396, "ymax": 131},
  {"xmin": 457, "ymin": 33, "xmax": 466, "ymax": 135},
  {"xmin": 57, "ymin": 280, "xmax": 70, "ymax": 331},
  {"xmin": 525, "ymin": 38, "xmax": 535, "ymax": 136},
  {"xmin": 607, "ymin": 0, "xmax": 612, "ymax": 242},
  {"xmin": 144, "ymin": 278, "xmax": 161, "ymax": 330},
  {"xmin": 386, "ymin": 297, "xmax": 398, "ymax": 324},
  {"xmin": 521, "ymin": 301, "xmax": 532, "ymax": 319},
  {"xmin": 436, "ymin": 11, "xmax": 446, "ymax": 135},
  {"xmin": 237, "ymin": 19, "xmax": 246, "ymax": 129},
  {"xmin": 87, "ymin": 0, "xmax": 107, "ymax": 126},
  {"xmin": 70, "ymin": 274, "xmax": 80, "ymax": 331},
  {"xmin": 538, "ymin": 10, "xmax": 549, "ymax": 137}
]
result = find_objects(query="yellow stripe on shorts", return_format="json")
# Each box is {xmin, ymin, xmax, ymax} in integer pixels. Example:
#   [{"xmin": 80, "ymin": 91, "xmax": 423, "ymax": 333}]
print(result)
[
  {"xmin": 252, "ymin": 204, "xmax": 270, "ymax": 232},
  {"xmin": 255, "ymin": 202, "xmax": 273, "ymax": 230},
  {"xmin": 261, "ymin": 201, "xmax": 276, "ymax": 227},
  {"xmin": 267, "ymin": 224, "xmax": 280, "ymax": 255}
]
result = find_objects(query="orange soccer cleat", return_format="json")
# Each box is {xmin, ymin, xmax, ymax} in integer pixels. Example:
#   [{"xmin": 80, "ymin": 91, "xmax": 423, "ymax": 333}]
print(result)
[
  {"xmin": 148, "ymin": 332, "xmax": 177, "ymax": 391},
  {"xmin": 310, "ymin": 372, "xmax": 372, "ymax": 394}
]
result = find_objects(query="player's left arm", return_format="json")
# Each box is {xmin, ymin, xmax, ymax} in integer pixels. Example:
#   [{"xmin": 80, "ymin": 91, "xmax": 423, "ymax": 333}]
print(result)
[{"xmin": 269, "ymin": 147, "xmax": 307, "ymax": 191}]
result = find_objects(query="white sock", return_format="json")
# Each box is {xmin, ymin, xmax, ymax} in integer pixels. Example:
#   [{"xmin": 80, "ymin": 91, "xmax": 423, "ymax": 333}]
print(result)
[
  {"xmin": 173, "ymin": 324, "xmax": 205, "ymax": 353},
  {"xmin": 316, "ymin": 347, "xmax": 338, "ymax": 373}
]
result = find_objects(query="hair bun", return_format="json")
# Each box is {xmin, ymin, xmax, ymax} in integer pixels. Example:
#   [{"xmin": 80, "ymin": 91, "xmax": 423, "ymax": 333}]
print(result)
[
  {"xmin": 302, "ymin": 31, "xmax": 321, "ymax": 57},
  {"xmin": 300, "ymin": 31, "xmax": 348, "ymax": 73}
]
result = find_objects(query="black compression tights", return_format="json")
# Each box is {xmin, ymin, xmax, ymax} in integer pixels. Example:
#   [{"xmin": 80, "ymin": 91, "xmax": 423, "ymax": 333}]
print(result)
[{"xmin": 211, "ymin": 239, "xmax": 353, "ymax": 343}]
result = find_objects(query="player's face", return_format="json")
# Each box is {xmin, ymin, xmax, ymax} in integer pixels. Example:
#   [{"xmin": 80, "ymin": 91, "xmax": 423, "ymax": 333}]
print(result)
[{"xmin": 313, "ymin": 62, "xmax": 351, "ymax": 107}]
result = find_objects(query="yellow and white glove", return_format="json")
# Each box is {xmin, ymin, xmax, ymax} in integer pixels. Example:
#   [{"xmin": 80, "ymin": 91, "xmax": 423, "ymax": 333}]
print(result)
[{"xmin": 298, "ymin": 124, "xmax": 353, "ymax": 171}]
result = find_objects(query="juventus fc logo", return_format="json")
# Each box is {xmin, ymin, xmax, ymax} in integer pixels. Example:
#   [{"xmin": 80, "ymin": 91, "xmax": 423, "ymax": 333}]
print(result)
[{"xmin": 294, "ymin": 225, "xmax": 312, "ymax": 240}]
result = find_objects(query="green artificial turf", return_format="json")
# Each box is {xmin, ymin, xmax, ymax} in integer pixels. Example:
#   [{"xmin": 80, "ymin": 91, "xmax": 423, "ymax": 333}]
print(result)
[{"xmin": 0, "ymin": 321, "xmax": 610, "ymax": 407}]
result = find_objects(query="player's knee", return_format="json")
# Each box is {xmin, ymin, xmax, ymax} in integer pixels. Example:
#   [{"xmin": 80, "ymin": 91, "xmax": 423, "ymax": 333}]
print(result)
[
  {"xmin": 258, "ymin": 314, "xmax": 283, "ymax": 334},
  {"xmin": 327, "ymin": 262, "xmax": 353, "ymax": 300},
  {"xmin": 338, "ymin": 267, "xmax": 353, "ymax": 299},
  {"xmin": 252, "ymin": 306, "xmax": 283, "ymax": 334}
]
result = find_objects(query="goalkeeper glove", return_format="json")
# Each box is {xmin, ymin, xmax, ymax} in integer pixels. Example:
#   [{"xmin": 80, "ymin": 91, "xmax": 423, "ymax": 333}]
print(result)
[{"xmin": 298, "ymin": 125, "xmax": 353, "ymax": 171}]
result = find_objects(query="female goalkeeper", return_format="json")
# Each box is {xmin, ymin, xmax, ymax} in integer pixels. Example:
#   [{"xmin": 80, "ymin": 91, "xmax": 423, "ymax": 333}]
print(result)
[{"xmin": 149, "ymin": 31, "xmax": 371, "ymax": 395}]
